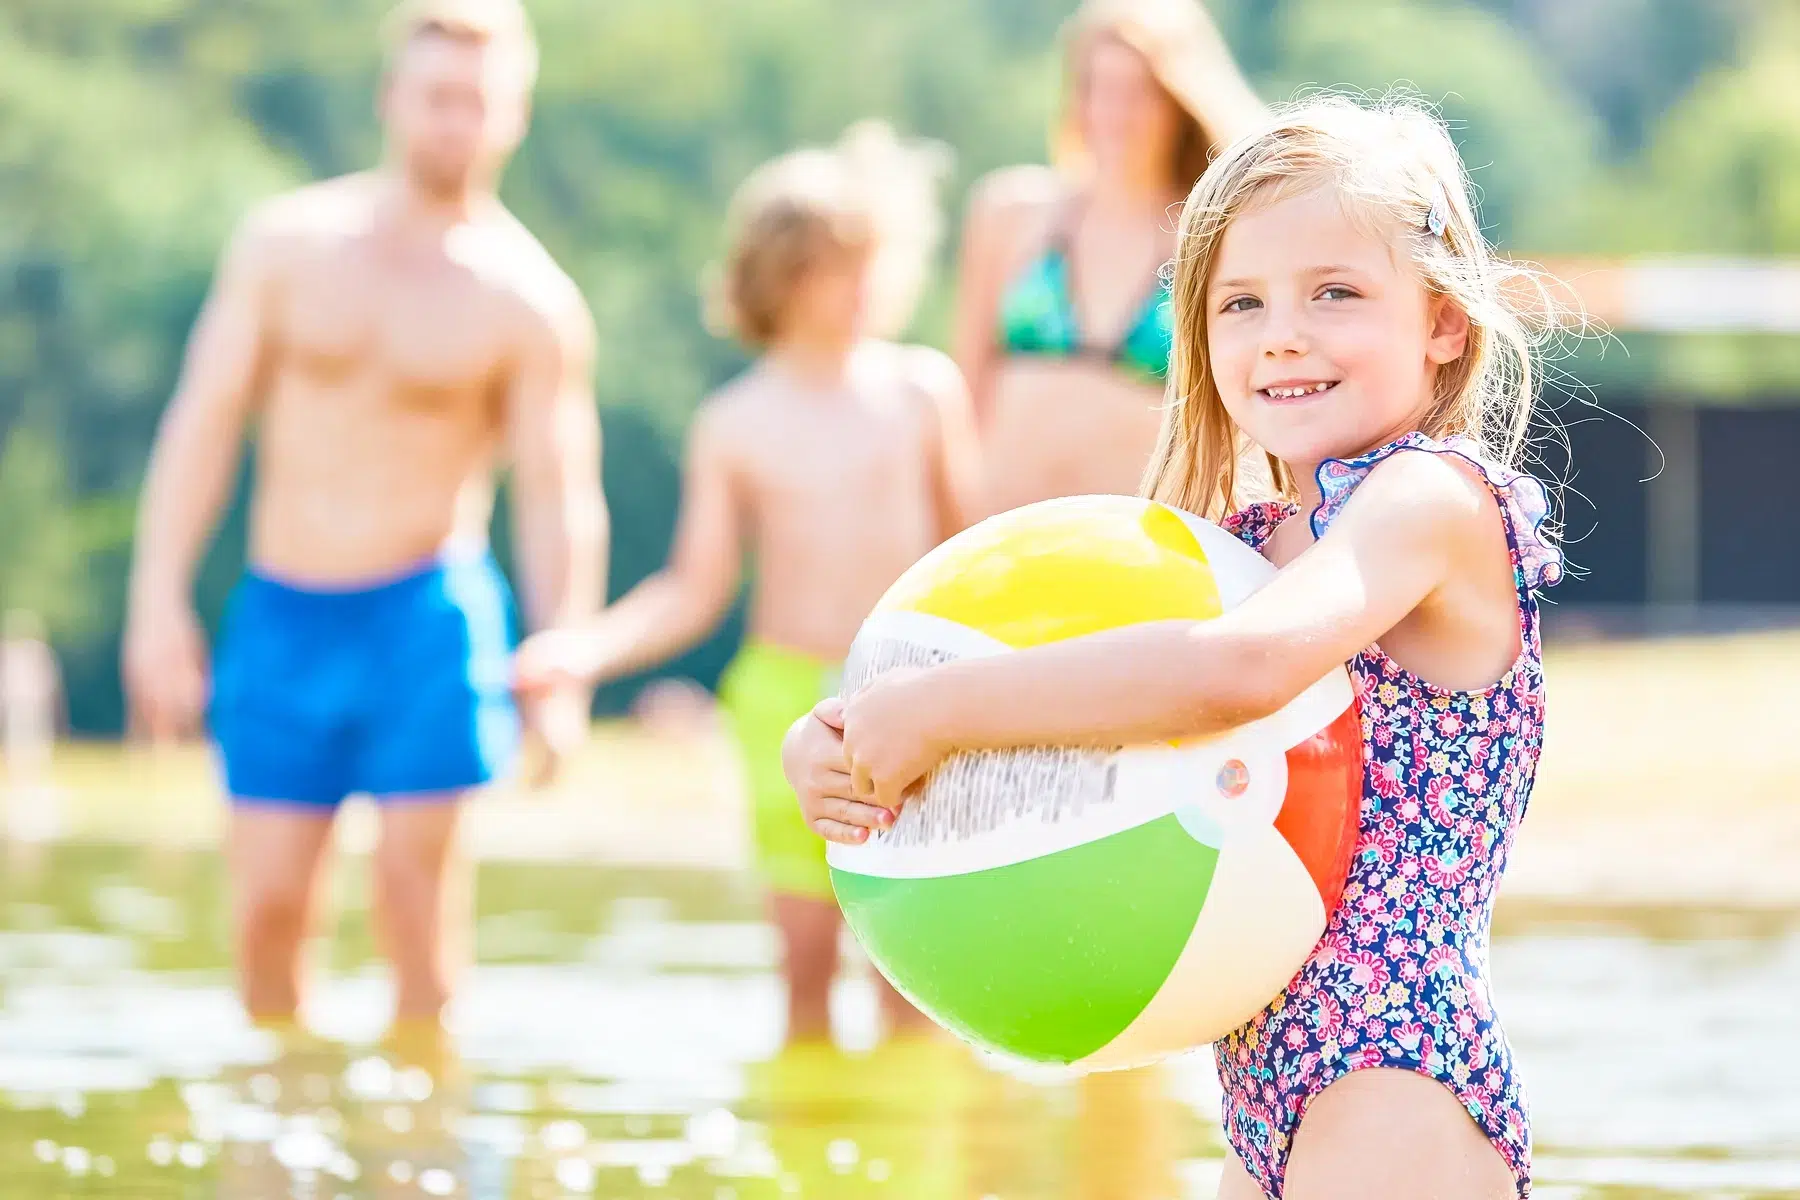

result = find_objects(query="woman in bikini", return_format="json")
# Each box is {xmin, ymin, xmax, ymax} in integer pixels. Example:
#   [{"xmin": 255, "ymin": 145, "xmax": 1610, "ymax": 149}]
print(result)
[{"xmin": 953, "ymin": 0, "xmax": 1263, "ymax": 518}]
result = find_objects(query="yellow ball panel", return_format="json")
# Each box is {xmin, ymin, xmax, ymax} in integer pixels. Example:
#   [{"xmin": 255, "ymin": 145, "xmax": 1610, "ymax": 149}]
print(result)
[{"xmin": 874, "ymin": 497, "xmax": 1224, "ymax": 648}]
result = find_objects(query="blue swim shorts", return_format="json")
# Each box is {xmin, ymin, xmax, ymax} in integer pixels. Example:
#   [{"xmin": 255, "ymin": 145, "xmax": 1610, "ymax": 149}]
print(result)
[{"xmin": 210, "ymin": 550, "xmax": 520, "ymax": 807}]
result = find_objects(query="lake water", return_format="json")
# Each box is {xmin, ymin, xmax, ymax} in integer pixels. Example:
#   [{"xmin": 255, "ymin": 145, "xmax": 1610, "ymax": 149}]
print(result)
[{"xmin": 2, "ymin": 838, "xmax": 1796, "ymax": 1199}]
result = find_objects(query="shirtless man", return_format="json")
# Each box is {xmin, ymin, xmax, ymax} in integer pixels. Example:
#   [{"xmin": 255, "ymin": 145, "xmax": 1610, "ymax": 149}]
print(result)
[
  {"xmin": 122, "ymin": 0, "xmax": 605, "ymax": 1032},
  {"xmin": 515, "ymin": 123, "xmax": 976, "ymax": 1041}
]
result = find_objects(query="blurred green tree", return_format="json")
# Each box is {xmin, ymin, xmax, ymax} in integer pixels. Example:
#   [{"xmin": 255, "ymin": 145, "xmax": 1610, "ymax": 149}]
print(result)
[
  {"xmin": 1633, "ymin": 3, "xmax": 1800, "ymax": 254},
  {"xmin": 1264, "ymin": 0, "xmax": 1608, "ymax": 252},
  {"xmin": 0, "ymin": 425, "xmax": 131, "ymax": 640},
  {"xmin": 1475, "ymin": 0, "xmax": 1750, "ymax": 156}
]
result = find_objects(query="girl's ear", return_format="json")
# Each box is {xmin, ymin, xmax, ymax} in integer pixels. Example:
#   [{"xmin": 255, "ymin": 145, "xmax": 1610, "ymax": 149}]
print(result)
[{"xmin": 1425, "ymin": 294, "xmax": 1470, "ymax": 365}]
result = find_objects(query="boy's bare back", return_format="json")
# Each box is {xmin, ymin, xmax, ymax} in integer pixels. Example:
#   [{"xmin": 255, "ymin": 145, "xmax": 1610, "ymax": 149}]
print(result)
[{"xmin": 689, "ymin": 340, "xmax": 973, "ymax": 660}]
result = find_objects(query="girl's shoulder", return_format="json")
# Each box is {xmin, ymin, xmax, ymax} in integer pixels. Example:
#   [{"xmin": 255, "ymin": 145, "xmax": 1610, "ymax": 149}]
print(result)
[{"xmin": 1313, "ymin": 432, "xmax": 1564, "ymax": 591}]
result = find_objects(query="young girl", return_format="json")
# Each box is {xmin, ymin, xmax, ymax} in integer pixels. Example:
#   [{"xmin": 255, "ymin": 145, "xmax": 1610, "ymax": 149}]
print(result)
[{"xmin": 783, "ymin": 96, "xmax": 1565, "ymax": 1200}]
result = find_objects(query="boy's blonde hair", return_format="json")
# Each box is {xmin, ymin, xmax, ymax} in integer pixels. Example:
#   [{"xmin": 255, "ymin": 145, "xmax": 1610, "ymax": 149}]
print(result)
[
  {"xmin": 380, "ymin": 0, "xmax": 539, "ymax": 88},
  {"xmin": 707, "ymin": 121, "xmax": 951, "ymax": 348},
  {"xmin": 1056, "ymin": 0, "xmax": 1265, "ymax": 189},
  {"xmin": 1144, "ymin": 94, "xmax": 1567, "ymax": 519}
]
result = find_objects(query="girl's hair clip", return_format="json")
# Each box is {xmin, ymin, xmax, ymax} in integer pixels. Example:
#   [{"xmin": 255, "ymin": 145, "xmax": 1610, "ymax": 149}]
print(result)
[{"xmin": 1425, "ymin": 184, "xmax": 1450, "ymax": 239}]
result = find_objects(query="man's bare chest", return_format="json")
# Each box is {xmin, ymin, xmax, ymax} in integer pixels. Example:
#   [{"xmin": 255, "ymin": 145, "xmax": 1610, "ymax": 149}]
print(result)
[{"xmin": 272, "ymin": 249, "xmax": 513, "ymax": 400}]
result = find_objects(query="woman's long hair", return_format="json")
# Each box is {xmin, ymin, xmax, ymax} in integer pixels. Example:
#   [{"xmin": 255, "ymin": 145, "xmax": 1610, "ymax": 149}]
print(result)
[{"xmin": 1053, "ymin": 0, "xmax": 1266, "ymax": 190}]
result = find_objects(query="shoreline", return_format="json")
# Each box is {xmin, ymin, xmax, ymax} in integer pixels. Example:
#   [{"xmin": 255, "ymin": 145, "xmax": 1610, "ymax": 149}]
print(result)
[{"xmin": 8, "ymin": 629, "xmax": 1800, "ymax": 912}]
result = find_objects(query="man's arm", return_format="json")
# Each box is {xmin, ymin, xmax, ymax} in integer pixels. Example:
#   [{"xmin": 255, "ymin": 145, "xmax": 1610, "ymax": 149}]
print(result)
[
  {"xmin": 506, "ymin": 281, "xmax": 607, "ymax": 635},
  {"xmin": 123, "ymin": 212, "xmax": 275, "ymax": 740},
  {"xmin": 504, "ymin": 274, "xmax": 607, "ymax": 782}
]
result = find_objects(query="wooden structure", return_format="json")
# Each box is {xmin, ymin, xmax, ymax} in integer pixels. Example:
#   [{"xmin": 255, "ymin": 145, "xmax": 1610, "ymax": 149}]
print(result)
[{"xmin": 1521, "ymin": 257, "xmax": 1800, "ymax": 619}]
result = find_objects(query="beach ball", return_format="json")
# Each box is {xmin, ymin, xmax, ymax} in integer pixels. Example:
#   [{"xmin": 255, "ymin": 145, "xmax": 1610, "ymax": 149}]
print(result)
[{"xmin": 828, "ymin": 495, "xmax": 1361, "ymax": 1071}]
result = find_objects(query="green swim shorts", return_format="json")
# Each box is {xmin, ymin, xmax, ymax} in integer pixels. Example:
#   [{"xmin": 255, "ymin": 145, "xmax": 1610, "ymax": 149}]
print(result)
[{"xmin": 717, "ymin": 640, "xmax": 843, "ymax": 902}]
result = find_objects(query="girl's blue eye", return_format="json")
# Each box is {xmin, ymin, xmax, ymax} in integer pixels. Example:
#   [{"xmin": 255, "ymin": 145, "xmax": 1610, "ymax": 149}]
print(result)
[
  {"xmin": 1319, "ymin": 285, "xmax": 1358, "ymax": 302},
  {"xmin": 1222, "ymin": 295, "xmax": 1261, "ymax": 314}
]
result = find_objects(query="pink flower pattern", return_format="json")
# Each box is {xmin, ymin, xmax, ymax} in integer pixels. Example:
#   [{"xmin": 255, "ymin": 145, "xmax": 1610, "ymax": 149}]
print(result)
[{"xmin": 1213, "ymin": 433, "xmax": 1561, "ymax": 1199}]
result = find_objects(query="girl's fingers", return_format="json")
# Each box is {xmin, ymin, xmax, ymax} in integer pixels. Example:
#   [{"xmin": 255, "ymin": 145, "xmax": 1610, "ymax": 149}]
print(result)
[
  {"xmin": 850, "ymin": 762, "xmax": 875, "ymax": 799},
  {"xmin": 817, "ymin": 795, "xmax": 893, "ymax": 830},
  {"xmin": 797, "ymin": 768, "xmax": 855, "ymax": 805},
  {"xmin": 875, "ymin": 775, "xmax": 907, "ymax": 814},
  {"xmin": 812, "ymin": 819, "xmax": 872, "ymax": 846},
  {"xmin": 811, "ymin": 767, "xmax": 854, "ymax": 795}
]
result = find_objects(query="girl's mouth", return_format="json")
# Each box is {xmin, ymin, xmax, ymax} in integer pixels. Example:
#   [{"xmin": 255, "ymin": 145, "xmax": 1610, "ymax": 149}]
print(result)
[{"xmin": 1258, "ymin": 381, "xmax": 1339, "ymax": 403}]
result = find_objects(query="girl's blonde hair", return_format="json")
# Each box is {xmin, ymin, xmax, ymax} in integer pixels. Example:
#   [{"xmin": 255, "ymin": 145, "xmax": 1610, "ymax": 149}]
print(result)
[
  {"xmin": 707, "ymin": 121, "xmax": 951, "ymax": 348},
  {"xmin": 1144, "ymin": 94, "xmax": 1564, "ymax": 518},
  {"xmin": 1055, "ymin": 0, "xmax": 1265, "ymax": 190}
]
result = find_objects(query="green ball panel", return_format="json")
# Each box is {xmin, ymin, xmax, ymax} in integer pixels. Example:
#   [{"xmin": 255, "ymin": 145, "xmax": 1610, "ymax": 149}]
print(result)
[{"xmin": 831, "ymin": 815, "xmax": 1220, "ymax": 1064}]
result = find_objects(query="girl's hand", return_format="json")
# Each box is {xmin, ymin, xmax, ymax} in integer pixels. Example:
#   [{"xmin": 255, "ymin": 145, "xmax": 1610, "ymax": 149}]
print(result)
[
  {"xmin": 784, "ymin": 697, "xmax": 897, "ymax": 845},
  {"xmin": 840, "ymin": 670, "xmax": 951, "ymax": 811}
]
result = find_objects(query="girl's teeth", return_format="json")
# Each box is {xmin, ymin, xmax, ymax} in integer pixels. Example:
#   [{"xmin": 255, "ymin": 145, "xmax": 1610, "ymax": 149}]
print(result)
[{"xmin": 1267, "ymin": 383, "xmax": 1333, "ymax": 398}]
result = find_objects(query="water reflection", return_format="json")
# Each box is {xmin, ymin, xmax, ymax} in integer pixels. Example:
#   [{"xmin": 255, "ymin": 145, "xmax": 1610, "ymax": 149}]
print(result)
[
  {"xmin": 211, "ymin": 1023, "xmax": 472, "ymax": 1199},
  {"xmin": 734, "ymin": 1035, "xmax": 977, "ymax": 1196},
  {"xmin": 193, "ymin": 1019, "xmax": 1194, "ymax": 1198},
  {"xmin": 3, "ymin": 841, "xmax": 1797, "ymax": 1199}
]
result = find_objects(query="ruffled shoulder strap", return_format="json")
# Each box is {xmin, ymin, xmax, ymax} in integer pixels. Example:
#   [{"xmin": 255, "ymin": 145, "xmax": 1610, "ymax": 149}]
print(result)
[
  {"xmin": 1310, "ymin": 432, "xmax": 1564, "ymax": 591},
  {"xmin": 1222, "ymin": 500, "xmax": 1297, "ymax": 554}
]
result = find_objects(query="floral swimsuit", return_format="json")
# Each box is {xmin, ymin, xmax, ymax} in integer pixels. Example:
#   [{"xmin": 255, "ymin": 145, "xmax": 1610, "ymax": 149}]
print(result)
[{"xmin": 1215, "ymin": 432, "xmax": 1564, "ymax": 1198}]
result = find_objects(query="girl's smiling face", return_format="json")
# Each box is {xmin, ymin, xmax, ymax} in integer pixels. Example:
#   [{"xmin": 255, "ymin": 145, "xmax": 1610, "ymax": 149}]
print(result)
[{"xmin": 1205, "ymin": 185, "xmax": 1470, "ymax": 473}]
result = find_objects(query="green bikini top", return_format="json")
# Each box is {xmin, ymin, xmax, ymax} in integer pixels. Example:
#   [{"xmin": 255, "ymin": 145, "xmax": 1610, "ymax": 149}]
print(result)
[{"xmin": 996, "ymin": 220, "xmax": 1173, "ymax": 385}]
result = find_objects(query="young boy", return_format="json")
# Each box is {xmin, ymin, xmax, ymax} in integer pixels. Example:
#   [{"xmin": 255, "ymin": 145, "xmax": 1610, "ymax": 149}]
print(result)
[{"xmin": 515, "ymin": 121, "xmax": 977, "ymax": 1041}]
